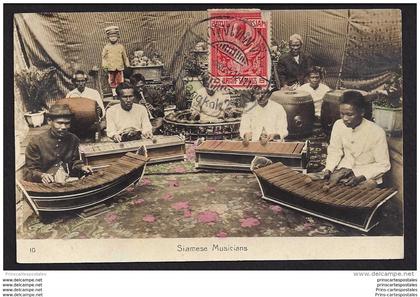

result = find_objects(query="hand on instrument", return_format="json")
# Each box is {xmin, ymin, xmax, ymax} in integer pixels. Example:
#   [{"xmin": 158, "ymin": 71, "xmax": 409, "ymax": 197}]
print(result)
[
  {"xmin": 326, "ymin": 168, "xmax": 353, "ymax": 188},
  {"xmin": 267, "ymin": 134, "xmax": 277, "ymax": 142},
  {"xmin": 190, "ymin": 110, "xmax": 200, "ymax": 120},
  {"xmin": 41, "ymin": 173, "xmax": 55, "ymax": 184},
  {"xmin": 81, "ymin": 165, "xmax": 94, "ymax": 175},
  {"xmin": 323, "ymin": 169, "xmax": 332, "ymax": 180},
  {"xmin": 343, "ymin": 174, "xmax": 366, "ymax": 187},
  {"xmin": 142, "ymin": 130, "xmax": 153, "ymax": 139},
  {"xmin": 242, "ymin": 132, "xmax": 252, "ymax": 146},
  {"xmin": 259, "ymin": 134, "xmax": 269, "ymax": 146},
  {"xmin": 112, "ymin": 134, "xmax": 122, "ymax": 143}
]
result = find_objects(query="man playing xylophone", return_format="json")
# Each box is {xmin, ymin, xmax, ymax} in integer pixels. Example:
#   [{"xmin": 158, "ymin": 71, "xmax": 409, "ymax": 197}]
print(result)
[
  {"xmin": 322, "ymin": 90, "xmax": 391, "ymax": 188},
  {"xmin": 23, "ymin": 104, "xmax": 93, "ymax": 184},
  {"xmin": 239, "ymin": 88, "xmax": 289, "ymax": 146},
  {"xmin": 106, "ymin": 82, "xmax": 153, "ymax": 142}
]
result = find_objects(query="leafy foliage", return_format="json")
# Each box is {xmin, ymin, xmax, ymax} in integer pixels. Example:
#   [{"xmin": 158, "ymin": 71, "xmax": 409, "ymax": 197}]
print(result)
[
  {"xmin": 374, "ymin": 67, "xmax": 402, "ymax": 108},
  {"xmin": 15, "ymin": 66, "xmax": 57, "ymax": 113}
]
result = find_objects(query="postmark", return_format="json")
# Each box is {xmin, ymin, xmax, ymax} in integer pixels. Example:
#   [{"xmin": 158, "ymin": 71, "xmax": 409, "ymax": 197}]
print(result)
[{"xmin": 208, "ymin": 9, "xmax": 271, "ymax": 90}]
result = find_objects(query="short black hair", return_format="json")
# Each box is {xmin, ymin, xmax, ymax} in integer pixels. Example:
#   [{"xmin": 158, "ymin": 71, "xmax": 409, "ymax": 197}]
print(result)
[
  {"xmin": 72, "ymin": 70, "xmax": 88, "ymax": 82},
  {"xmin": 340, "ymin": 90, "xmax": 366, "ymax": 112},
  {"xmin": 307, "ymin": 66, "xmax": 325, "ymax": 79},
  {"xmin": 116, "ymin": 82, "xmax": 134, "ymax": 97},
  {"xmin": 129, "ymin": 73, "xmax": 146, "ymax": 85}
]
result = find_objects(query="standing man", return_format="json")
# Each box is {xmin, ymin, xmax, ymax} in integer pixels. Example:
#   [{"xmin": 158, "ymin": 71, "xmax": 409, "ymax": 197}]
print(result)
[
  {"xmin": 106, "ymin": 82, "xmax": 153, "ymax": 142},
  {"xmin": 239, "ymin": 88, "xmax": 288, "ymax": 145},
  {"xmin": 23, "ymin": 104, "xmax": 93, "ymax": 184},
  {"xmin": 66, "ymin": 70, "xmax": 106, "ymax": 117},
  {"xmin": 277, "ymin": 34, "xmax": 312, "ymax": 90},
  {"xmin": 129, "ymin": 73, "xmax": 164, "ymax": 134},
  {"xmin": 323, "ymin": 91, "xmax": 391, "ymax": 187},
  {"xmin": 298, "ymin": 66, "xmax": 331, "ymax": 117}
]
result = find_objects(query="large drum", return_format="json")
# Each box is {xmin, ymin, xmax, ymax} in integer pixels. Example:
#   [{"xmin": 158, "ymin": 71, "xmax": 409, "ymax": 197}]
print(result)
[
  {"xmin": 55, "ymin": 97, "xmax": 99, "ymax": 137},
  {"xmin": 269, "ymin": 90, "xmax": 314, "ymax": 138},
  {"xmin": 321, "ymin": 89, "xmax": 372, "ymax": 134}
]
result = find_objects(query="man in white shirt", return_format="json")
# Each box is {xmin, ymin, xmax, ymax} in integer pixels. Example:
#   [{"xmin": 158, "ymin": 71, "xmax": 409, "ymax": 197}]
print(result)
[
  {"xmin": 323, "ymin": 91, "xmax": 390, "ymax": 187},
  {"xmin": 106, "ymin": 82, "xmax": 153, "ymax": 142},
  {"xmin": 298, "ymin": 66, "xmax": 330, "ymax": 117},
  {"xmin": 66, "ymin": 70, "xmax": 106, "ymax": 117},
  {"xmin": 239, "ymin": 88, "xmax": 288, "ymax": 145},
  {"xmin": 190, "ymin": 74, "xmax": 233, "ymax": 123}
]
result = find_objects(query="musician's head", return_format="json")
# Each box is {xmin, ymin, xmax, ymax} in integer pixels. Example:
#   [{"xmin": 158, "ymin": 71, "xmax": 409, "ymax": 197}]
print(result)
[
  {"xmin": 116, "ymin": 82, "xmax": 135, "ymax": 111},
  {"xmin": 339, "ymin": 91, "xmax": 366, "ymax": 129},
  {"xmin": 254, "ymin": 87, "xmax": 272, "ymax": 108},
  {"xmin": 72, "ymin": 70, "xmax": 88, "ymax": 93},
  {"xmin": 46, "ymin": 104, "xmax": 74, "ymax": 138},
  {"xmin": 201, "ymin": 73, "xmax": 215, "ymax": 96},
  {"xmin": 289, "ymin": 34, "xmax": 303, "ymax": 57},
  {"xmin": 130, "ymin": 73, "xmax": 146, "ymax": 94},
  {"xmin": 307, "ymin": 66, "xmax": 324, "ymax": 89}
]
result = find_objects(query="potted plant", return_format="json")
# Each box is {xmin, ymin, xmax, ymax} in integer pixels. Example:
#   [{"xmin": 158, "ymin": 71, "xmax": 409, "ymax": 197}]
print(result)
[
  {"xmin": 15, "ymin": 66, "xmax": 56, "ymax": 127},
  {"xmin": 183, "ymin": 42, "xmax": 208, "ymax": 95},
  {"xmin": 372, "ymin": 69, "xmax": 403, "ymax": 136},
  {"xmin": 130, "ymin": 51, "xmax": 164, "ymax": 82}
]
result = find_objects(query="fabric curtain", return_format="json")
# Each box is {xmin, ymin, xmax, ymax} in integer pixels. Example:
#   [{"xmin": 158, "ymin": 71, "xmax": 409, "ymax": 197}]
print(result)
[{"xmin": 13, "ymin": 9, "xmax": 402, "ymax": 106}]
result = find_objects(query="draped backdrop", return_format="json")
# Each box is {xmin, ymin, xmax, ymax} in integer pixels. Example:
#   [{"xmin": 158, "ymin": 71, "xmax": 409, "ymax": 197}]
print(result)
[{"xmin": 14, "ymin": 9, "xmax": 401, "ymax": 108}]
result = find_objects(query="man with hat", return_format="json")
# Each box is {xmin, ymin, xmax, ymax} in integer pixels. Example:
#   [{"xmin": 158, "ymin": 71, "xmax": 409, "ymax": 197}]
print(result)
[
  {"xmin": 276, "ymin": 33, "xmax": 312, "ymax": 90},
  {"xmin": 23, "ymin": 104, "xmax": 93, "ymax": 184},
  {"xmin": 102, "ymin": 25, "xmax": 130, "ymax": 98}
]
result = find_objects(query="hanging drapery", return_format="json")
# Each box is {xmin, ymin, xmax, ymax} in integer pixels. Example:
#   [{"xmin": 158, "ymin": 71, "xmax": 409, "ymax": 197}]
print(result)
[{"xmin": 13, "ymin": 9, "xmax": 402, "ymax": 106}]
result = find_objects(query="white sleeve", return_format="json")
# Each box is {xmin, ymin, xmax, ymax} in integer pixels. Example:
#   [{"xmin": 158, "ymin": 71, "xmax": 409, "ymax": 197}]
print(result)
[
  {"xmin": 325, "ymin": 121, "xmax": 344, "ymax": 172},
  {"xmin": 354, "ymin": 129, "xmax": 391, "ymax": 180},
  {"xmin": 92, "ymin": 90, "xmax": 106, "ymax": 116},
  {"xmin": 139, "ymin": 107, "xmax": 153, "ymax": 134},
  {"xmin": 106, "ymin": 108, "xmax": 118, "ymax": 138},
  {"xmin": 239, "ymin": 107, "xmax": 252, "ymax": 138}
]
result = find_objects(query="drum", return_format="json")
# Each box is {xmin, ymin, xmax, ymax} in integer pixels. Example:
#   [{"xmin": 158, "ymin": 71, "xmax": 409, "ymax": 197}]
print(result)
[
  {"xmin": 269, "ymin": 90, "xmax": 314, "ymax": 138},
  {"xmin": 55, "ymin": 97, "xmax": 98, "ymax": 137},
  {"xmin": 321, "ymin": 89, "xmax": 373, "ymax": 134}
]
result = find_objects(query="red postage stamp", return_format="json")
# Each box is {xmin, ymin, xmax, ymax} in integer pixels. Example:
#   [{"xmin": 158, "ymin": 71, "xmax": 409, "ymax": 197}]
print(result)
[{"xmin": 209, "ymin": 9, "xmax": 271, "ymax": 89}]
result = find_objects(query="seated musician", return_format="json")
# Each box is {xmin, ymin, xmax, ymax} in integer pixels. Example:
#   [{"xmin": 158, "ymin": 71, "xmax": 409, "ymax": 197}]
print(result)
[
  {"xmin": 23, "ymin": 104, "xmax": 93, "ymax": 184},
  {"xmin": 190, "ymin": 73, "xmax": 233, "ymax": 123},
  {"xmin": 239, "ymin": 88, "xmax": 288, "ymax": 145},
  {"xmin": 277, "ymin": 34, "xmax": 312, "ymax": 90},
  {"xmin": 323, "ymin": 91, "xmax": 391, "ymax": 187},
  {"xmin": 106, "ymin": 82, "xmax": 153, "ymax": 142},
  {"xmin": 66, "ymin": 70, "xmax": 106, "ymax": 118},
  {"xmin": 297, "ymin": 66, "xmax": 330, "ymax": 118},
  {"xmin": 129, "ymin": 73, "xmax": 164, "ymax": 134}
]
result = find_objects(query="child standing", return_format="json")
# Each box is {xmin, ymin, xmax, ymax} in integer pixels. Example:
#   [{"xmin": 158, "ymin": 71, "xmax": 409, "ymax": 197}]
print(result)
[{"xmin": 102, "ymin": 25, "xmax": 130, "ymax": 98}]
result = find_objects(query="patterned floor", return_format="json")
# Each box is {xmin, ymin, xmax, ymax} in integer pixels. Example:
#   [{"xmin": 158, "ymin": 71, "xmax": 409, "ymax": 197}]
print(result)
[{"xmin": 17, "ymin": 129, "xmax": 403, "ymax": 239}]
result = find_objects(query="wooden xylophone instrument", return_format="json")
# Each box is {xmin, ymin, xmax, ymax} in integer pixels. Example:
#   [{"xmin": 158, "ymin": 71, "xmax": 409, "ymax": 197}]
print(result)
[
  {"xmin": 79, "ymin": 135, "xmax": 185, "ymax": 166},
  {"xmin": 17, "ymin": 152, "xmax": 149, "ymax": 216},
  {"xmin": 251, "ymin": 158, "xmax": 398, "ymax": 232},
  {"xmin": 195, "ymin": 140, "xmax": 308, "ymax": 172}
]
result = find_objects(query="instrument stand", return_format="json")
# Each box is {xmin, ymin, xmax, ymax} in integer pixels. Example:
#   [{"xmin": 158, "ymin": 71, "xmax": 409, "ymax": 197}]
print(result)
[{"xmin": 77, "ymin": 203, "xmax": 112, "ymax": 219}]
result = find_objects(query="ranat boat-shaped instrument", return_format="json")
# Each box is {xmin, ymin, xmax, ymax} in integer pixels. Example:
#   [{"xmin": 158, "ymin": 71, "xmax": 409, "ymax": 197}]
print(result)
[
  {"xmin": 251, "ymin": 157, "xmax": 398, "ymax": 232},
  {"xmin": 17, "ymin": 148, "xmax": 150, "ymax": 217}
]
